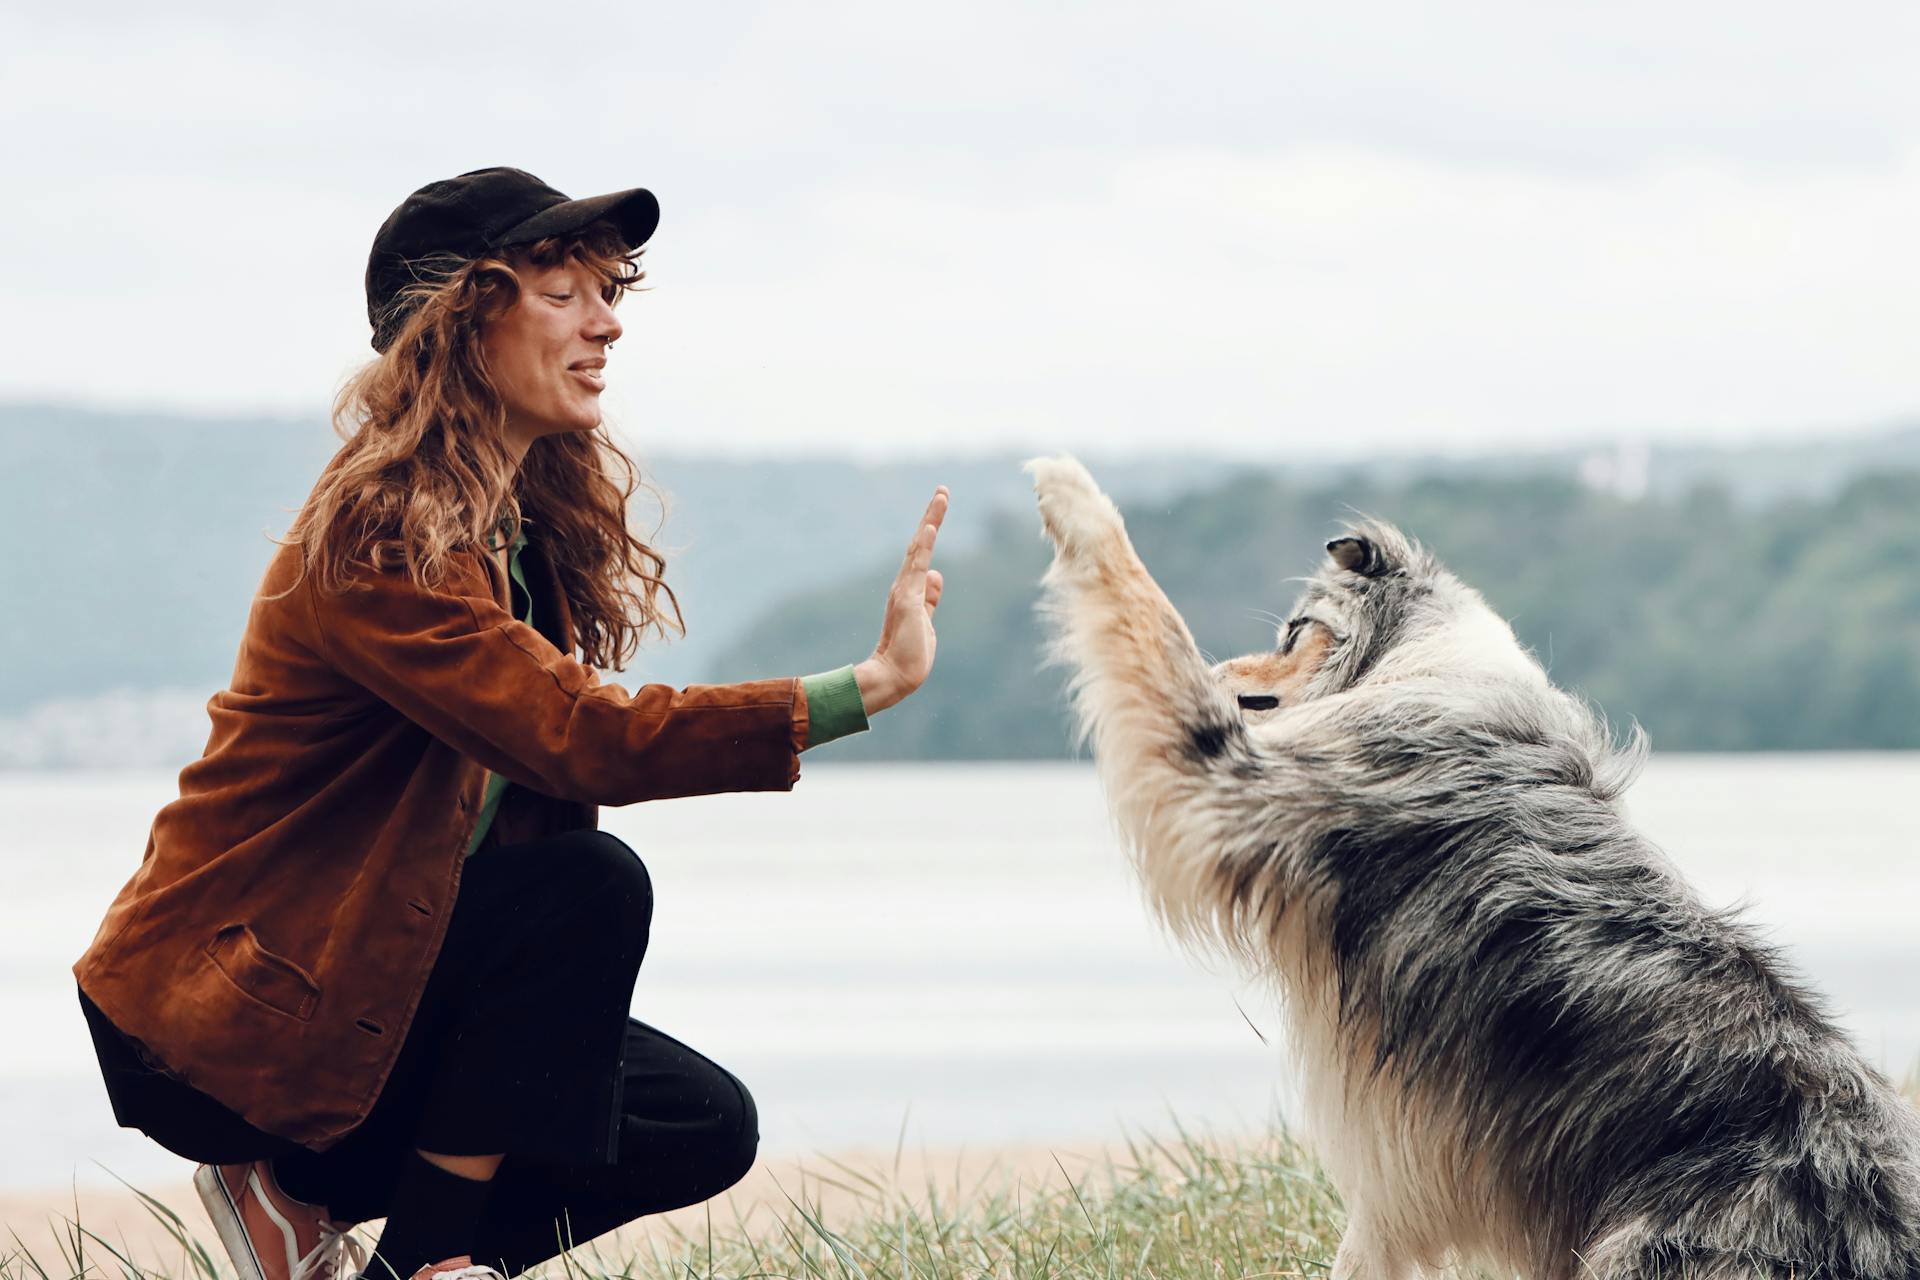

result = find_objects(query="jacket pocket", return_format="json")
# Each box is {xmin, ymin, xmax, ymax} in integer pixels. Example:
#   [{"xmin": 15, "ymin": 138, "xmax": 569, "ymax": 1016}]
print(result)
[{"xmin": 203, "ymin": 924, "xmax": 322, "ymax": 1022}]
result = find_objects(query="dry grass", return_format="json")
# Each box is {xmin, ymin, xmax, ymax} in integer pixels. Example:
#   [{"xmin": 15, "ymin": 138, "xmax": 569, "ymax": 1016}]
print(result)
[
  {"xmin": 16, "ymin": 1078, "xmax": 1916, "ymax": 1280},
  {"xmin": 1, "ymin": 1126, "xmax": 1345, "ymax": 1280}
]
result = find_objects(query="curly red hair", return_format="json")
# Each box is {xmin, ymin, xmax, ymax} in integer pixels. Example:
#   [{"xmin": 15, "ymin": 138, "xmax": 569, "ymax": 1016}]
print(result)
[{"xmin": 267, "ymin": 220, "xmax": 682, "ymax": 668}]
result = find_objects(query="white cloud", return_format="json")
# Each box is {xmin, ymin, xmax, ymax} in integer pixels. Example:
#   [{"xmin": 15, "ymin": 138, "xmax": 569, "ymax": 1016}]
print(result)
[
  {"xmin": 613, "ymin": 145, "xmax": 1920, "ymax": 457},
  {"xmin": 4, "ymin": 2, "xmax": 1917, "ymax": 455}
]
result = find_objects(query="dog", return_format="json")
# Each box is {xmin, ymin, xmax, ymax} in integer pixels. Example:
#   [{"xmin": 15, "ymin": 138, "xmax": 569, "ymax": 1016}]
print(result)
[{"xmin": 1027, "ymin": 455, "xmax": 1920, "ymax": 1279}]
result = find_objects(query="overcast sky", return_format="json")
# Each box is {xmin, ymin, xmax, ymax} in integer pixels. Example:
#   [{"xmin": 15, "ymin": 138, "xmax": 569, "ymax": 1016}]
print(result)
[{"xmin": 5, "ymin": 2, "xmax": 1918, "ymax": 459}]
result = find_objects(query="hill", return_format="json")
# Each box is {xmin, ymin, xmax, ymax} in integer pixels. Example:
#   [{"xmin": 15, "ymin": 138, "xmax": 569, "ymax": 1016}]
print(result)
[
  {"xmin": 4, "ymin": 400, "xmax": 1915, "ymax": 763},
  {"xmin": 711, "ymin": 468, "xmax": 1920, "ymax": 756}
]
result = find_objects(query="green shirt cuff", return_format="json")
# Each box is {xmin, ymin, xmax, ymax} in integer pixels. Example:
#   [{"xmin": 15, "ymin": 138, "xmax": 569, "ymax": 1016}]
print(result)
[{"xmin": 801, "ymin": 665, "xmax": 869, "ymax": 749}]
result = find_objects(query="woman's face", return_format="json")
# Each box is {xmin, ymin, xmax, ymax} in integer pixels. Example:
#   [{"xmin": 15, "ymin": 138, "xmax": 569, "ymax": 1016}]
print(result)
[{"xmin": 480, "ymin": 255, "xmax": 624, "ymax": 444}]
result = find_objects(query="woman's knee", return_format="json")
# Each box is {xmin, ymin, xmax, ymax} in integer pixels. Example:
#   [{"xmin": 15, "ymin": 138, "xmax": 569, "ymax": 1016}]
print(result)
[
  {"xmin": 717, "ymin": 1068, "xmax": 760, "ymax": 1183},
  {"xmin": 550, "ymin": 829, "xmax": 652, "ymax": 929},
  {"xmin": 686, "ymin": 1067, "xmax": 759, "ymax": 1195}
]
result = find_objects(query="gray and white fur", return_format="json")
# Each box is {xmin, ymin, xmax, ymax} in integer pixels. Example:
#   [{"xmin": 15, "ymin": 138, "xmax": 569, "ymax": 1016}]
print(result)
[{"xmin": 1027, "ymin": 455, "xmax": 1920, "ymax": 1279}]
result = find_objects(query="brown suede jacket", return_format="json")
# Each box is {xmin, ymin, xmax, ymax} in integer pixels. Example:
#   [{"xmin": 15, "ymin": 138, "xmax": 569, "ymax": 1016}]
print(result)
[{"xmin": 73, "ymin": 526, "xmax": 809, "ymax": 1149}]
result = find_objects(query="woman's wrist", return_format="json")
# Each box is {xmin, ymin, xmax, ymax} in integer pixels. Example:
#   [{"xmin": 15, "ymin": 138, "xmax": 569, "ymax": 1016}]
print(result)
[{"xmin": 854, "ymin": 657, "xmax": 910, "ymax": 716}]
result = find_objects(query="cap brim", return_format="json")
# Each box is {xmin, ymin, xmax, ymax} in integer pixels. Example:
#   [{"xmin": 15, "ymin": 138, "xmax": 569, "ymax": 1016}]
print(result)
[{"xmin": 493, "ymin": 187, "xmax": 660, "ymax": 252}]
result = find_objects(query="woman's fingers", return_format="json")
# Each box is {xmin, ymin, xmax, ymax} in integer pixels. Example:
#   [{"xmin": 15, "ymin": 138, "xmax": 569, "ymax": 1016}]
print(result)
[
  {"xmin": 860, "ymin": 490, "xmax": 949, "ymax": 713},
  {"xmin": 902, "ymin": 488, "xmax": 950, "ymax": 576},
  {"xmin": 873, "ymin": 490, "xmax": 947, "ymax": 690}
]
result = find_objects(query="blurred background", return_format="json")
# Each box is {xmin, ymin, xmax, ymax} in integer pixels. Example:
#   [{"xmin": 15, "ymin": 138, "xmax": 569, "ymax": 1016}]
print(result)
[{"xmin": 3, "ymin": 0, "xmax": 1917, "ymax": 1220}]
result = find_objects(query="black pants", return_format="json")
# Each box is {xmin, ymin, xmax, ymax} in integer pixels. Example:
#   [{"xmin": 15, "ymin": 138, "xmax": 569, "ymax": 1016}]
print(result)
[{"xmin": 80, "ymin": 829, "xmax": 759, "ymax": 1275}]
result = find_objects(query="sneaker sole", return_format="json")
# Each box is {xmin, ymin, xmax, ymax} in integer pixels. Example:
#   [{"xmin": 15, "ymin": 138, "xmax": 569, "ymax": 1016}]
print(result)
[{"xmin": 193, "ymin": 1163, "xmax": 270, "ymax": 1280}]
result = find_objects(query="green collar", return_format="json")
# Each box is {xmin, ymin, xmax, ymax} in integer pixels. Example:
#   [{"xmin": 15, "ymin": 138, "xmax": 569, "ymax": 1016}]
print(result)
[
  {"xmin": 482, "ymin": 508, "xmax": 533, "ymax": 625},
  {"xmin": 483, "ymin": 508, "xmax": 529, "ymax": 555}
]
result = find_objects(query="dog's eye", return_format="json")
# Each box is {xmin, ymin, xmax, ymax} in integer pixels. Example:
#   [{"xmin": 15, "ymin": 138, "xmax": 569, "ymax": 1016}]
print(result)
[{"xmin": 1237, "ymin": 694, "xmax": 1280, "ymax": 711}]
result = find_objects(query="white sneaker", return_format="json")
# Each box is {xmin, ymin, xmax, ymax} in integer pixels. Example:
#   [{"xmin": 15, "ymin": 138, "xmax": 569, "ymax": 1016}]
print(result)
[
  {"xmin": 401, "ymin": 1256, "xmax": 508, "ymax": 1280},
  {"xmin": 193, "ymin": 1160, "xmax": 368, "ymax": 1280}
]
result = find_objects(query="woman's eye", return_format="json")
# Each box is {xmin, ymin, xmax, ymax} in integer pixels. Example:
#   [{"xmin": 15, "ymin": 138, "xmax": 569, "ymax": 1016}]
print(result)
[{"xmin": 546, "ymin": 292, "xmax": 574, "ymax": 302}]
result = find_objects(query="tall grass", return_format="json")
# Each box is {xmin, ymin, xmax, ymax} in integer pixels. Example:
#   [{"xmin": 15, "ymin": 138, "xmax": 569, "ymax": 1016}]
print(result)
[
  {"xmin": 18, "ymin": 1075, "xmax": 1918, "ymax": 1280},
  {"xmin": 1, "ymin": 1128, "xmax": 1344, "ymax": 1280}
]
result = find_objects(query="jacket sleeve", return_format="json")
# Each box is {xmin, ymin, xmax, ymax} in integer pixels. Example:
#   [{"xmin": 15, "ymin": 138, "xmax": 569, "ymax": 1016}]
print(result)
[{"xmin": 304, "ymin": 551, "xmax": 804, "ymax": 806}]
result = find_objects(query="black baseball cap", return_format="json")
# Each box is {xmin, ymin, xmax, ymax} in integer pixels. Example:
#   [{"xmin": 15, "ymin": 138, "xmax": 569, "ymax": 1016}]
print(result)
[{"xmin": 365, "ymin": 166, "xmax": 660, "ymax": 352}]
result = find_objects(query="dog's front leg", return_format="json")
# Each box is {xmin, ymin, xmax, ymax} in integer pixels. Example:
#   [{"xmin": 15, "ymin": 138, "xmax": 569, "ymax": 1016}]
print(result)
[
  {"xmin": 1027, "ymin": 455, "xmax": 1237, "ymax": 767},
  {"xmin": 1027, "ymin": 455, "xmax": 1291, "ymax": 948},
  {"xmin": 1329, "ymin": 1213, "xmax": 1428, "ymax": 1280},
  {"xmin": 1024, "ymin": 452, "xmax": 1249, "ymax": 775}
]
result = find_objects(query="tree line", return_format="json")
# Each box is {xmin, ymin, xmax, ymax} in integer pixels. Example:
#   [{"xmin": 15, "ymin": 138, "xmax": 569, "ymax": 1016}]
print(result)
[{"xmin": 708, "ymin": 468, "xmax": 1920, "ymax": 757}]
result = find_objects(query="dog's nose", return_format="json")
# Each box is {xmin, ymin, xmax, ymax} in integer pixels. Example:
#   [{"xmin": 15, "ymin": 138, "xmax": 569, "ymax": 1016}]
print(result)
[{"xmin": 1237, "ymin": 694, "xmax": 1280, "ymax": 711}]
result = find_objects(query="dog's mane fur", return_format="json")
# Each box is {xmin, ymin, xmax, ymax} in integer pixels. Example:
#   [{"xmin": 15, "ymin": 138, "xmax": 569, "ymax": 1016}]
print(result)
[{"xmin": 1029, "ymin": 459, "xmax": 1920, "ymax": 1279}]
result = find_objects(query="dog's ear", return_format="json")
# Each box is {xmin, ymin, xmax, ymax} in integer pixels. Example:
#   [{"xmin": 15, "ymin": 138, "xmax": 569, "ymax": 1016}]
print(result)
[{"xmin": 1326, "ymin": 536, "xmax": 1389, "ymax": 577}]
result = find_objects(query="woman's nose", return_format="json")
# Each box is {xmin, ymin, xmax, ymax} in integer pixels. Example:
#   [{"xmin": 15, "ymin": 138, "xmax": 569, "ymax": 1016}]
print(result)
[{"xmin": 589, "ymin": 298, "xmax": 623, "ymax": 347}]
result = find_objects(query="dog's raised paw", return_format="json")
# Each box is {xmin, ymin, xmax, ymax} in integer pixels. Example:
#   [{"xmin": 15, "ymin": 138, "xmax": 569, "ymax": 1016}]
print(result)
[{"xmin": 1025, "ymin": 454, "xmax": 1124, "ymax": 558}]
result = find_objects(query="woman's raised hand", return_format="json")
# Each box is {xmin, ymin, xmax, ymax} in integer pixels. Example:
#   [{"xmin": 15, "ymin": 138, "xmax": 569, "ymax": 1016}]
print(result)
[{"xmin": 854, "ymin": 486, "xmax": 949, "ymax": 715}]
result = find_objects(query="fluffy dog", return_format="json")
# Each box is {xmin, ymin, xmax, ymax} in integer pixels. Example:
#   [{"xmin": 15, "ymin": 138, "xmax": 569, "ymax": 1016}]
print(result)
[{"xmin": 1027, "ymin": 455, "xmax": 1920, "ymax": 1279}]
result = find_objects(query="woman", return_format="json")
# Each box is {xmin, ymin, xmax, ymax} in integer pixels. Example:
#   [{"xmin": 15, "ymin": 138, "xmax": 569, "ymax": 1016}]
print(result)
[{"xmin": 72, "ymin": 167, "xmax": 948, "ymax": 1280}]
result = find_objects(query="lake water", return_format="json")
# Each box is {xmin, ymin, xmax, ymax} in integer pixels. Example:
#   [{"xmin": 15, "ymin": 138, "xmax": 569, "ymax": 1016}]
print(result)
[{"xmin": 2, "ymin": 756, "xmax": 1916, "ymax": 1193}]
